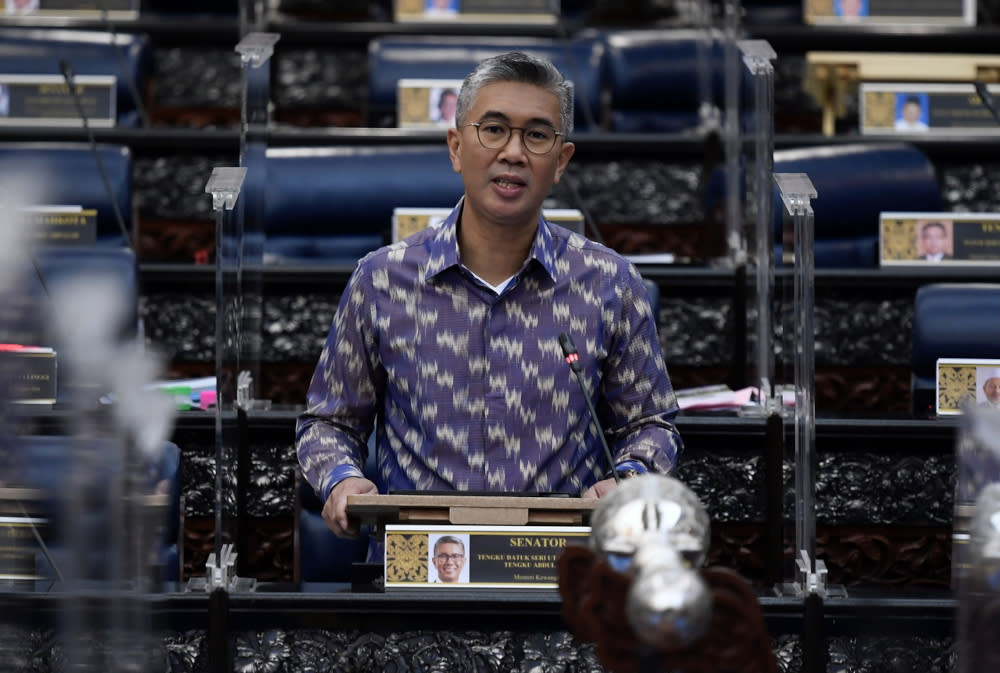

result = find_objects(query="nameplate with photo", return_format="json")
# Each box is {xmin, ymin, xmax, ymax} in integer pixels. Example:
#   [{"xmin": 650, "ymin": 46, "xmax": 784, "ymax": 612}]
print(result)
[
  {"xmin": 880, "ymin": 212, "xmax": 1000, "ymax": 266},
  {"xmin": 21, "ymin": 206, "xmax": 97, "ymax": 246},
  {"xmin": 0, "ymin": 505, "xmax": 46, "ymax": 584},
  {"xmin": 397, "ymin": 78, "xmax": 465, "ymax": 129},
  {"xmin": 0, "ymin": 75, "xmax": 116, "ymax": 127},
  {"xmin": 937, "ymin": 358, "xmax": 1000, "ymax": 416},
  {"xmin": 392, "ymin": 207, "xmax": 584, "ymax": 242},
  {"xmin": 0, "ymin": 0, "xmax": 138, "ymax": 19},
  {"xmin": 0, "ymin": 346, "xmax": 57, "ymax": 405},
  {"xmin": 384, "ymin": 524, "xmax": 589, "ymax": 589},
  {"xmin": 861, "ymin": 83, "xmax": 1000, "ymax": 136},
  {"xmin": 803, "ymin": 0, "xmax": 972, "ymax": 25},
  {"xmin": 394, "ymin": 0, "xmax": 558, "ymax": 23}
]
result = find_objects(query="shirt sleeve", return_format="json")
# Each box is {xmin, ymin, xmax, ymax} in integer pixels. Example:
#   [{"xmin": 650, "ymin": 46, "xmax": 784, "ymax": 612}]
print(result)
[
  {"xmin": 296, "ymin": 262, "xmax": 384, "ymax": 502},
  {"xmin": 600, "ymin": 263, "xmax": 683, "ymax": 475}
]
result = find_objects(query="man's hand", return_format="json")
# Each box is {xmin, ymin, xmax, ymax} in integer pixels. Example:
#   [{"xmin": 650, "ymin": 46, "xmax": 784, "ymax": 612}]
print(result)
[
  {"xmin": 581, "ymin": 477, "xmax": 617, "ymax": 499},
  {"xmin": 323, "ymin": 477, "xmax": 378, "ymax": 538}
]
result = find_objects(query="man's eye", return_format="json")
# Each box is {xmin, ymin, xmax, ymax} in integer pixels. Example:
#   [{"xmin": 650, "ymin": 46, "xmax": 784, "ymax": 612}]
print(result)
[
  {"xmin": 526, "ymin": 128, "xmax": 552, "ymax": 141},
  {"xmin": 481, "ymin": 123, "xmax": 507, "ymax": 135}
]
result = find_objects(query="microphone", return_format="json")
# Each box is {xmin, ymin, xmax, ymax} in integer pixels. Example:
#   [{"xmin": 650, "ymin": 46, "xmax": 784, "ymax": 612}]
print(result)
[
  {"xmin": 974, "ymin": 82, "xmax": 1000, "ymax": 126},
  {"xmin": 559, "ymin": 332, "xmax": 620, "ymax": 484},
  {"xmin": 58, "ymin": 59, "xmax": 133, "ymax": 251}
]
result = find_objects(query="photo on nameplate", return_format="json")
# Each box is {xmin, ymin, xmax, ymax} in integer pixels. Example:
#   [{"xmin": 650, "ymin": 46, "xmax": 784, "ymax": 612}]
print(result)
[
  {"xmin": 861, "ymin": 82, "xmax": 1000, "ymax": 136},
  {"xmin": 384, "ymin": 525, "xmax": 590, "ymax": 589},
  {"xmin": 394, "ymin": 0, "xmax": 559, "ymax": 23},
  {"xmin": 880, "ymin": 212, "xmax": 1000, "ymax": 266},
  {"xmin": 392, "ymin": 207, "xmax": 584, "ymax": 243},
  {"xmin": 936, "ymin": 359, "xmax": 1000, "ymax": 416},
  {"xmin": 0, "ymin": 0, "xmax": 138, "ymax": 19},
  {"xmin": 0, "ymin": 74, "xmax": 116, "ymax": 127},
  {"xmin": 803, "ymin": 0, "xmax": 973, "ymax": 25},
  {"xmin": 396, "ymin": 79, "xmax": 464, "ymax": 129}
]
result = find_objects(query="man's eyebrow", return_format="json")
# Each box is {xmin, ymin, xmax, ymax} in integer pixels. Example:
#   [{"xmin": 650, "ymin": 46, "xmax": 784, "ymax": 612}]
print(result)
[{"xmin": 478, "ymin": 110, "xmax": 557, "ymax": 128}]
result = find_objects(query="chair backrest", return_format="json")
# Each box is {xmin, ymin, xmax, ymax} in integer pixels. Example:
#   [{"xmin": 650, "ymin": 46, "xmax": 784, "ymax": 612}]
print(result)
[
  {"xmin": 0, "ymin": 29, "xmax": 152, "ymax": 127},
  {"xmin": 911, "ymin": 283, "xmax": 1000, "ymax": 416},
  {"xmin": 367, "ymin": 35, "xmax": 605, "ymax": 130},
  {"xmin": 262, "ymin": 145, "xmax": 463, "ymax": 264},
  {"xmin": 0, "ymin": 142, "xmax": 133, "ymax": 247}
]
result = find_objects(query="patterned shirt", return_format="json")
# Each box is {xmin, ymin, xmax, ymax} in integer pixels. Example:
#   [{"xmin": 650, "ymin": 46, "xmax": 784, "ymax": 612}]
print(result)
[{"xmin": 297, "ymin": 200, "xmax": 683, "ymax": 501}]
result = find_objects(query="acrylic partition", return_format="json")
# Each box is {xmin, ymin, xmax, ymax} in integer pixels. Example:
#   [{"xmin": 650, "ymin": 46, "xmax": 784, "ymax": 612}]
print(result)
[{"xmin": 954, "ymin": 407, "xmax": 1000, "ymax": 673}]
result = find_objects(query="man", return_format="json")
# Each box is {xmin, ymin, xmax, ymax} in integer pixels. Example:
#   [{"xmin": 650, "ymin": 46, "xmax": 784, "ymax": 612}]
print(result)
[
  {"xmin": 980, "ymin": 374, "xmax": 1000, "ymax": 409},
  {"xmin": 297, "ymin": 51, "xmax": 683, "ymax": 540},
  {"xmin": 435, "ymin": 88, "xmax": 457, "ymax": 126},
  {"xmin": 895, "ymin": 96, "xmax": 928, "ymax": 132},
  {"xmin": 918, "ymin": 221, "xmax": 951, "ymax": 262},
  {"xmin": 431, "ymin": 535, "xmax": 467, "ymax": 583}
]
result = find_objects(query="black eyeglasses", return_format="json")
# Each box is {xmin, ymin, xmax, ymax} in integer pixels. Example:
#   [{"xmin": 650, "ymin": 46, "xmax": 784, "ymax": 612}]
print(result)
[
  {"xmin": 464, "ymin": 120, "xmax": 564, "ymax": 155},
  {"xmin": 434, "ymin": 553, "xmax": 465, "ymax": 562}
]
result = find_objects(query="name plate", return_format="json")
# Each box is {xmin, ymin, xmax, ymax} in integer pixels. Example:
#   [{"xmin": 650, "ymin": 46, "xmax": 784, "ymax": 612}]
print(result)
[
  {"xmin": 880, "ymin": 212, "xmax": 1000, "ymax": 266},
  {"xmin": 804, "ymin": 0, "xmax": 972, "ymax": 25},
  {"xmin": 384, "ymin": 524, "xmax": 588, "ymax": 589},
  {"xmin": 0, "ymin": 346, "xmax": 57, "ymax": 404},
  {"xmin": 394, "ymin": 0, "xmax": 558, "ymax": 23},
  {"xmin": 0, "ymin": 513, "xmax": 46, "ymax": 584},
  {"xmin": 0, "ymin": 75, "xmax": 116, "ymax": 127},
  {"xmin": 861, "ymin": 83, "xmax": 1000, "ymax": 136},
  {"xmin": 21, "ymin": 206, "xmax": 97, "ymax": 246},
  {"xmin": 1, "ymin": 0, "xmax": 138, "ymax": 19},
  {"xmin": 937, "ymin": 358, "xmax": 1000, "ymax": 416},
  {"xmin": 392, "ymin": 207, "xmax": 584, "ymax": 242},
  {"xmin": 397, "ymin": 78, "xmax": 464, "ymax": 129}
]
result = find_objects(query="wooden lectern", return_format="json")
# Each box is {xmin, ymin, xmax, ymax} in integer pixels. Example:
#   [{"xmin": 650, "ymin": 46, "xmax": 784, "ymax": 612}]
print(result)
[{"xmin": 347, "ymin": 494, "xmax": 595, "ymax": 528}]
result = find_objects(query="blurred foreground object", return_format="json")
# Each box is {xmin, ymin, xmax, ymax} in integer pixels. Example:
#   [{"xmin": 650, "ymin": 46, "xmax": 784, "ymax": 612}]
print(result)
[{"xmin": 558, "ymin": 474, "xmax": 776, "ymax": 673}]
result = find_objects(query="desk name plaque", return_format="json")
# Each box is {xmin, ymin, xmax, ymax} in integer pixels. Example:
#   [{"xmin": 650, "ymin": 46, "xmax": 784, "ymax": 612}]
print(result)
[
  {"xmin": 384, "ymin": 524, "xmax": 589, "ymax": 589},
  {"xmin": 803, "ymin": 0, "xmax": 972, "ymax": 25},
  {"xmin": 880, "ymin": 212, "xmax": 1000, "ymax": 266},
  {"xmin": 0, "ymin": 346, "xmax": 56, "ymax": 405},
  {"xmin": 861, "ymin": 83, "xmax": 1000, "ymax": 136},
  {"xmin": 936, "ymin": 358, "xmax": 1000, "ymax": 416},
  {"xmin": 0, "ymin": 0, "xmax": 138, "ymax": 19},
  {"xmin": 394, "ymin": 0, "xmax": 558, "ymax": 23},
  {"xmin": 0, "ymin": 74, "xmax": 116, "ymax": 127},
  {"xmin": 21, "ymin": 206, "xmax": 97, "ymax": 245}
]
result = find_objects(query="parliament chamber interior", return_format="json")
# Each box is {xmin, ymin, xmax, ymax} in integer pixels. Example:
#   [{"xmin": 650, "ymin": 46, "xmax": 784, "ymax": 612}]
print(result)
[{"xmin": 2, "ymin": 0, "xmax": 1000, "ymax": 671}]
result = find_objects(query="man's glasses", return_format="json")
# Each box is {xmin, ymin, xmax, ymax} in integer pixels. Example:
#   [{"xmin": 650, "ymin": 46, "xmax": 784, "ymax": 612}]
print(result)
[
  {"xmin": 464, "ymin": 120, "xmax": 563, "ymax": 155},
  {"xmin": 434, "ymin": 553, "xmax": 465, "ymax": 562}
]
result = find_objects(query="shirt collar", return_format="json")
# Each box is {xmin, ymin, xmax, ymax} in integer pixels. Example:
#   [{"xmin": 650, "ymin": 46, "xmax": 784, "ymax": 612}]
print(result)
[{"xmin": 425, "ymin": 196, "xmax": 559, "ymax": 283}]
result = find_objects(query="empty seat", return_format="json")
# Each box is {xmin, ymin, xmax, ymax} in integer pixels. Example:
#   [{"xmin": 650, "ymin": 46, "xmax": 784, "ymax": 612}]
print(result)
[
  {"xmin": 0, "ymin": 142, "xmax": 134, "ymax": 248},
  {"xmin": 262, "ymin": 145, "xmax": 464, "ymax": 265},
  {"xmin": 0, "ymin": 29, "xmax": 152, "ymax": 127},
  {"xmin": 367, "ymin": 35, "xmax": 605, "ymax": 130},
  {"xmin": 911, "ymin": 283, "xmax": 1000, "ymax": 417}
]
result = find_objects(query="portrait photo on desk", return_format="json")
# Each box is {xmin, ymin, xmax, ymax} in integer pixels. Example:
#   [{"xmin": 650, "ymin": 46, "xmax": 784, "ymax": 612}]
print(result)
[
  {"xmin": 3, "ymin": 0, "xmax": 40, "ymax": 14},
  {"xmin": 428, "ymin": 533, "xmax": 469, "ymax": 584},
  {"xmin": 977, "ymin": 367, "xmax": 1000, "ymax": 411},
  {"xmin": 424, "ymin": 0, "xmax": 459, "ymax": 16},
  {"xmin": 429, "ymin": 86, "xmax": 458, "ymax": 127},
  {"xmin": 833, "ymin": 0, "xmax": 867, "ymax": 18},
  {"xmin": 895, "ymin": 93, "xmax": 930, "ymax": 132},
  {"xmin": 915, "ymin": 219, "xmax": 954, "ymax": 262}
]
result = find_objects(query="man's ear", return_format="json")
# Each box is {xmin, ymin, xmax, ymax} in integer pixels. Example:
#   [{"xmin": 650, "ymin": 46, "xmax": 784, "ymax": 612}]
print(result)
[
  {"xmin": 447, "ymin": 128, "xmax": 462, "ymax": 173},
  {"xmin": 552, "ymin": 141, "xmax": 575, "ymax": 184}
]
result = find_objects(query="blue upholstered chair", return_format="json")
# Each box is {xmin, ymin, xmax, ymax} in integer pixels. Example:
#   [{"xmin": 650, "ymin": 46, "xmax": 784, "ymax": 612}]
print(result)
[
  {"xmin": 367, "ymin": 35, "xmax": 606, "ymax": 130},
  {"xmin": 0, "ymin": 29, "xmax": 152, "ymax": 127},
  {"xmin": 0, "ymin": 143, "xmax": 134, "ymax": 248},
  {"xmin": 262, "ymin": 145, "xmax": 464, "ymax": 265},
  {"xmin": 705, "ymin": 143, "xmax": 942, "ymax": 267},
  {"xmin": 598, "ymin": 29, "xmax": 727, "ymax": 133},
  {"xmin": 911, "ymin": 283, "xmax": 1000, "ymax": 417},
  {"xmin": 5, "ymin": 435, "xmax": 182, "ymax": 585}
]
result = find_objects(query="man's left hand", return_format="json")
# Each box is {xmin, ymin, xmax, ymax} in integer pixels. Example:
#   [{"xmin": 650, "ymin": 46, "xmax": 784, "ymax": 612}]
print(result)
[{"xmin": 581, "ymin": 477, "xmax": 617, "ymax": 499}]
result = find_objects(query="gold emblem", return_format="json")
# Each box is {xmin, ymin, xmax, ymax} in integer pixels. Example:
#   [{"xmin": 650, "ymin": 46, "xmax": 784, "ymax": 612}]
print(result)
[
  {"xmin": 881, "ymin": 219, "xmax": 917, "ymax": 261},
  {"xmin": 938, "ymin": 364, "xmax": 977, "ymax": 413},
  {"xmin": 385, "ymin": 533, "xmax": 429, "ymax": 583}
]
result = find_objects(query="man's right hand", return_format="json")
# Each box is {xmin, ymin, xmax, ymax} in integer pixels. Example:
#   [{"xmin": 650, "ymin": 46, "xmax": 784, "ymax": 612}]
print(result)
[{"xmin": 323, "ymin": 477, "xmax": 378, "ymax": 538}]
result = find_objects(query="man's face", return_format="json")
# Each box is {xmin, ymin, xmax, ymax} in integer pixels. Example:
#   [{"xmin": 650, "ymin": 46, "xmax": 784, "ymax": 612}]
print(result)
[
  {"xmin": 922, "ymin": 225, "xmax": 945, "ymax": 255},
  {"xmin": 841, "ymin": 0, "xmax": 861, "ymax": 15},
  {"xmin": 432, "ymin": 541, "xmax": 466, "ymax": 582},
  {"xmin": 985, "ymin": 378, "xmax": 1000, "ymax": 403},
  {"xmin": 447, "ymin": 81, "xmax": 575, "ymax": 232},
  {"xmin": 439, "ymin": 94, "xmax": 457, "ymax": 123},
  {"xmin": 903, "ymin": 102, "xmax": 922, "ymax": 123}
]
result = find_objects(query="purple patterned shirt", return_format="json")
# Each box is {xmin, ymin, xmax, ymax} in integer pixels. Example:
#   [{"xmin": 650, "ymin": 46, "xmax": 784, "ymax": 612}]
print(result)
[{"xmin": 296, "ymin": 200, "xmax": 682, "ymax": 501}]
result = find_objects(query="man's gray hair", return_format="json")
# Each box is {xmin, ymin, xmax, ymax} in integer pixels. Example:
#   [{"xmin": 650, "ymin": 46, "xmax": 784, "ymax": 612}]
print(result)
[
  {"xmin": 456, "ymin": 50, "xmax": 574, "ymax": 136},
  {"xmin": 433, "ymin": 535, "xmax": 466, "ymax": 554}
]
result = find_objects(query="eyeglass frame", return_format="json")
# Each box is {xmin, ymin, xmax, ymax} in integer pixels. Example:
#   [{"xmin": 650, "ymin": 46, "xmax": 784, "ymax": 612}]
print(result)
[
  {"xmin": 433, "ymin": 553, "xmax": 466, "ymax": 563},
  {"xmin": 462, "ymin": 120, "xmax": 565, "ymax": 155}
]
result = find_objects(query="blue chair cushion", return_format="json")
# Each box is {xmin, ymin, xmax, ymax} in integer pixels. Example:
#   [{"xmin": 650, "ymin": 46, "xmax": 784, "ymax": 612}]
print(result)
[{"xmin": 0, "ymin": 29, "xmax": 152, "ymax": 127}]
